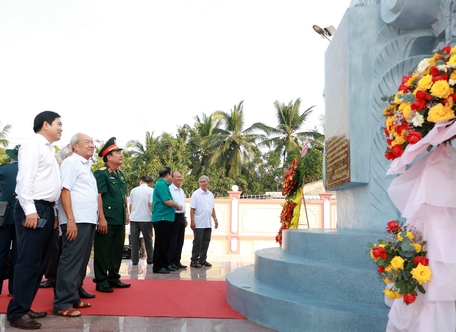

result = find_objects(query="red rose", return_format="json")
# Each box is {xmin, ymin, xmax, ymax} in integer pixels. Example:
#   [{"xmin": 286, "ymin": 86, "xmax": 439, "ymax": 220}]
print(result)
[
  {"xmin": 414, "ymin": 256, "xmax": 429, "ymax": 266},
  {"xmin": 433, "ymin": 73, "xmax": 449, "ymax": 82},
  {"xmin": 391, "ymin": 144, "xmax": 404, "ymax": 157},
  {"xmin": 377, "ymin": 266, "xmax": 385, "ymax": 273},
  {"xmin": 385, "ymin": 152, "xmax": 395, "ymax": 160},
  {"xmin": 405, "ymin": 131, "xmax": 422, "ymax": 145},
  {"xmin": 411, "ymin": 99, "xmax": 427, "ymax": 111},
  {"xmin": 443, "ymin": 45, "xmax": 451, "ymax": 54},
  {"xmin": 386, "ymin": 220, "xmax": 402, "ymax": 233},
  {"xmin": 403, "ymin": 293, "xmax": 416, "ymax": 305},
  {"xmin": 416, "ymin": 90, "xmax": 431, "ymax": 101},
  {"xmin": 372, "ymin": 247, "xmax": 387, "ymax": 260},
  {"xmin": 430, "ymin": 66, "xmax": 440, "ymax": 76},
  {"xmin": 398, "ymin": 84, "xmax": 408, "ymax": 93}
]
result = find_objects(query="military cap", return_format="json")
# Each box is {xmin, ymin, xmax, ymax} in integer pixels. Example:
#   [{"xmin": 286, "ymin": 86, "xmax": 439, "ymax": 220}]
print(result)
[
  {"xmin": 98, "ymin": 137, "xmax": 123, "ymax": 157},
  {"xmin": 6, "ymin": 145, "xmax": 20, "ymax": 161}
]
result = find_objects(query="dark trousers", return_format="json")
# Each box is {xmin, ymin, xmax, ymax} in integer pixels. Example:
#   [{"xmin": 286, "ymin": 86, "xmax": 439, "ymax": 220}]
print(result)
[
  {"xmin": 130, "ymin": 221, "xmax": 153, "ymax": 265},
  {"xmin": 167, "ymin": 214, "xmax": 185, "ymax": 265},
  {"xmin": 0, "ymin": 224, "xmax": 17, "ymax": 295},
  {"xmin": 43, "ymin": 228, "xmax": 61, "ymax": 282},
  {"xmin": 152, "ymin": 221, "xmax": 173, "ymax": 272},
  {"xmin": 7, "ymin": 201, "xmax": 55, "ymax": 322},
  {"xmin": 191, "ymin": 228, "xmax": 212, "ymax": 263},
  {"xmin": 54, "ymin": 223, "xmax": 95, "ymax": 311},
  {"xmin": 93, "ymin": 224, "xmax": 125, "ymax": 286}
]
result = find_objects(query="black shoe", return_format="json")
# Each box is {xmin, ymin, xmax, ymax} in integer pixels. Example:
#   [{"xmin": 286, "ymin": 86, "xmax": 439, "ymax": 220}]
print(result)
[
  {"xmin": 166, "ymin": 265, "xmax": 177, "ymax": 271},
  {"xmin": 78, "ymin": 287, "xmax": 95, "ymax": 299},
  {"xmin": 200, "ymin": 261, "xmax": 212, "ymax": 267},
  {"xmin": 110, "ymin": 281, "xmax": 131, "ymax": 288},
  {"xmin": 175, "ymin": 262, "xmax": 187, "ymax": 269},
  {"xmin": 168, "ymin": 263, "xmax": 179, "ymax": 270},
  {"xmin": 190, "ymin": 261, "xmax": 202, "ymax": 268},
  {"xmin": 28, "ymin": 310, "xmax": 47, "ymax": 319},
  {"xmin": 154, "ymin": 268, "xmax": 170, "ymax": 274},
  {"xmin": 39, "ymin": 279, "xmax": 55, "ymax": 288},
  {"xmin": 10, "ymin": 314, "xmax": 41, "ymax": 329},
  {"xmin": 95, "ymin": 285, "xmax": 114, "ymax": 293}
]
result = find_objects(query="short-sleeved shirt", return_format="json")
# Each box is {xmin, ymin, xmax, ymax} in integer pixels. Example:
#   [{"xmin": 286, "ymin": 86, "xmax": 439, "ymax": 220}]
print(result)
[
  {"xmin": 94, "ymin": 164, "xmax": 127, "ymax": 225},
  {"xmin": 169, "ymin": 183, "xmax": 186, "ymax": 215},
  {"xmin": 129, "ymin": 184, "xmax": 153, "ymax": 222},
  {"xmin": 152, "ymin": 178, "xmax": 175, "ymax": 222},
  {"xmin": 190, "ymin": 187, "xmax": 214, "ymax": 228},
  {"xmin": 58, "ymin": 153, "xmax": 98, "ymax": 225}
]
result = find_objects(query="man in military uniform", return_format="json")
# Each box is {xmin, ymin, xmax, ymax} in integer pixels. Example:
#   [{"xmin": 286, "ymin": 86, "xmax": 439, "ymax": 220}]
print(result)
[{"xmin": 93, "ymin": 137, "xmax": 131, "ymax": 293}]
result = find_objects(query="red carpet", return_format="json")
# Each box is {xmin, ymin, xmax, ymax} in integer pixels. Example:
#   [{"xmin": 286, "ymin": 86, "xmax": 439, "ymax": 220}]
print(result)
[{"xmin": 0, "ymin": 279, "xmax": 245, "ymax": 319}]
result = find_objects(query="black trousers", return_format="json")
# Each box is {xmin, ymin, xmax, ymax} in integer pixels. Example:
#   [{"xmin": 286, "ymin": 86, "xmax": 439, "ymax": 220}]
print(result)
[
  {"xmin": 167, "ymin": 214, "xmax": 185, "ymax": 265},
  {"xmin": 0, "ymin": 223, "xmax": 17, "ymax": 295},
  {"xmin": 152, "ymin": 221, "xmax": 173, "ymax": 272},
  {"xmin": 7, "ymin": 200, "xmax": 55, "ymax": 322},
  {"xmin": 43, "ymin": 228, "xmax": 61, "ymax": 282}
]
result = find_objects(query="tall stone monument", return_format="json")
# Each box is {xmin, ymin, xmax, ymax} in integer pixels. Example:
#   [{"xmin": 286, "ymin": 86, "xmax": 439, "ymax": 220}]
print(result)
[{"xmin": 226, "ymin": 1, "xmax": 449, "ymax": 331}]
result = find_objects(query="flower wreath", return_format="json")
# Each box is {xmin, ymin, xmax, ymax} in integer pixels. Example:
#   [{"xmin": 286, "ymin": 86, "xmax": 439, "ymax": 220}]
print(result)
[{"xmin": 383, "ymin": 45, "xmax": 456, "ymax": 160}]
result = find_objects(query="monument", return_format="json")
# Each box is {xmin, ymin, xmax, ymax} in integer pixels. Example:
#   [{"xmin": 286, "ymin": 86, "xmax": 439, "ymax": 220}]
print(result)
[{"xmin": 226, "ymin": 1, "xmax": 450, "ymax": 331}]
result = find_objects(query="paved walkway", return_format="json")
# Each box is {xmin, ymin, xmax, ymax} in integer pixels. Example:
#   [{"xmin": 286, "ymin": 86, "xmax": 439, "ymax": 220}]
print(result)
[{"xmin": 0, "ymin": 251, "xmax": 276, "ymax": 331}]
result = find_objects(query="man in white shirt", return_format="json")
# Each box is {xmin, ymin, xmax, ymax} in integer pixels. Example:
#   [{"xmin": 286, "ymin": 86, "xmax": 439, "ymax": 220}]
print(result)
[
  {"xmin": 129, "ymin": 176, "xmax": 154, "ymax": 265},
  {"xmin": 52, "ymin": 133, "xmax": 98, "ymax": 317},
  {"xmin": 189, "ymin": 175, "xmax": 218, "ymax": 268},
  {"xmin": 167, "ymin": 171, "xmax": 187, "ymax": 270},
  {"xmin": 8, "ymin": 111, "xmax": 62, "ymax": 330}
]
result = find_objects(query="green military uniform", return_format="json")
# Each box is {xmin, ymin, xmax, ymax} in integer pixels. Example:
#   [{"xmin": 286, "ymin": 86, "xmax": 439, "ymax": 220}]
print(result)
[{"xmin": 93, "ymin": 138, "xmax": 128, "ymax": 288}]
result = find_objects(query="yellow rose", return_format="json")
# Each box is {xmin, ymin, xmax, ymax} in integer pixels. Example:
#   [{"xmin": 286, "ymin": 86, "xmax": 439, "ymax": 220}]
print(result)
[
  {"xmin": 430, "ymin": 80, "xmax": 452, "ymax": 98},
  {"xmin": 397, "ymin": 231, "xmax": 414, "ymax": 241},
  {"xmin": 392, "ymin": 135, "xmax": 406, "ymax": 146},
  {"xmin": 399, "ymin": 102, "xmax": 412, "ymax": 120},
  {"xmin": 394, "ymin": 92, "xmax": 404, "ymax": 104},
  {"xmin": 451, "ymin": 46, "xmax": 456, "ymax": 55},
  {"xmin": 385, "ymin": 116, "xmax": 394, "ymax": 131},
  {"xmin": 411, "ymin": 242, "xmax": 422, "ymax": 253},
  {"xmin": 416, "ymin": 74, "xmax": 433, "ymax": 91},
  {"xmin": 390, "ymin": 256, "xmax": 405, "ymax": 270},
  {"xmin": 411, "ymin": 263, "xmax": 432, "ymax": 285},
  {"xmin": 383, "ymin": 288, "xmax": 402, "ymax": 299},
  {"xmin": 448, "ymin": 54, "xmax": 456, "ymax": 65},
  {"xmin": 427, "ymin": 103, "xmax": 455, "ymax": 123}
]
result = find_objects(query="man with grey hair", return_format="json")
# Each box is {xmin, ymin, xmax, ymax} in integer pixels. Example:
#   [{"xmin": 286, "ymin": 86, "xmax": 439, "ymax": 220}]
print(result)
[
  {"xmin": 189, "ymin": 175, "xmax": 218, "ymax": 268},
  {"xmin": 52, "ymin": 133, "xmax": 98, "ymax": 317}
]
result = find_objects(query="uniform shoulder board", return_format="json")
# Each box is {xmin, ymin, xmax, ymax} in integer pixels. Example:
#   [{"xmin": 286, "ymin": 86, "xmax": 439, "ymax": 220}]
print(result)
[{"xmin": 99, "ymin": 166, "xmax": 107, "ymax": 171}]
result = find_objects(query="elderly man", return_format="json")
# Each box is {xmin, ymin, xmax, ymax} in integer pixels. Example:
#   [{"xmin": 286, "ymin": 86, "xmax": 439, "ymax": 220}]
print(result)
[
  {"xmin": 190, "ymin": 175, "xmax": 218, "ymax": 268},
  {"xmin": 129, "ymin": 175, "xmax": 154, "ymax": 265},
  {"xmin": 167, "ymin": 171, "xmax": 187, "ymax": 270},
  {"xmin": 8, "ymin": 111, "xmax": 62, "ymax": 330},
  {"xmin": 93, "ymin": 137, "xmax": 130, "ymax": 293},
  {"xmin": 52, "ymin": 133, "xmax": 98, "ymax": 317},
  {"xmin": 152, "ymin": 167, "xmax": 182, "ymax": 274}
]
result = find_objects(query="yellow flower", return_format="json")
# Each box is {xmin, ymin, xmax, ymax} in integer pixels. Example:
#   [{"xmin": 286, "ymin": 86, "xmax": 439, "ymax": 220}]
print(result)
[
  {"xmin": 390, "ymin": 256, "xmax": 405, "ymax": 270},
  {"xmin": 392, "ymin": 134, "xmax": 406, "ymax": 146},
  {"xmin": 385, "ymin": 116, "xmax": 394, "ymax": 130},
  {"xmin": 411, "ymin": 263, "xmax": 432, "ymax": 285},
  {"xmin": 383, "ymin": 276, "xmax": 393, "ymax": 284},
  {"xmin": 448, "ymin": 54, "xmax": 456, "ymax": 65},
  {"xmin": 430, "ymin": 80, "xmax": 452, "ymax": 98},
  {"xmin": 416, "ymin": 74, "xmax": 433, "ymax": 91},
  {"xmin": 397, "ymin": 231, "xmax": 414, "ymax": 241},
  {"xmin": 383, "ymin": 288, "xmax": 402, "ymax": 299},
  {"xmin": 394, "ymin": 91, "xmax": 406, "ymax": 104},
  {"xmin": 411, "ymin": 242, "xmax": 422, "ymax": 253},
  {"xmin": 398, "ymin": 102, "xmax": 412, "ymax": 120},
  {"xmin": 427, "ymin": 103, "xmax": 455, "ymax": 123}
]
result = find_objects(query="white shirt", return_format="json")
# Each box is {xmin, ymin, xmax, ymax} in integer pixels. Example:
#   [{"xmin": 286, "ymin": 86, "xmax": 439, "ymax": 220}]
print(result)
[
  {"xmin": 190, "ymin": 187, "xmax": 214, "ymax": 228},
  {"xmin": 57, "ymin": 153, "xmax": 98, "ymax": 225},
  {"xmin": 170, "ymin": 183, "xmax": 186, "ymax": 215},
  {"xmin": 129, "ymin": 184, "xmax": 153, "ymax": 222},
  {"xmin": 16, "ymin": 133, "xmax": 61, "ymax": 215}
]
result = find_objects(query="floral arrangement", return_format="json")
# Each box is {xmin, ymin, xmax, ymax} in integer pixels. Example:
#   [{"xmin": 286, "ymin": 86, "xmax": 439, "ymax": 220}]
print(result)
[
  {"xmin": 383, "ymin": 45, "xmax": 456, "ymax": 160},
  {"xmin": 276, "ymin": 156, "xmax": 305, "ymax": 245},
  {"xmin": 369, "ymin": 220, "xmax": 432, "ymax": 305}
]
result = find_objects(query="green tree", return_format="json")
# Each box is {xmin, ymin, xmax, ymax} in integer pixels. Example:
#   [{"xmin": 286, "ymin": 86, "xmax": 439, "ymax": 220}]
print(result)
[
  {"xmin": 0, "ymin": 122, "xmax": 11, "ymax": 148},
  {"xmin": 203, "ymin": 101, "xmax": 264, "ymax": 178}
]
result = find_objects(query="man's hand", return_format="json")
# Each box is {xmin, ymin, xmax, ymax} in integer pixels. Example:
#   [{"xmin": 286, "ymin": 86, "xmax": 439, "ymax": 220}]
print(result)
[
  {"xmin": 23, "ymin": 213, "xmax": 39, "ymax": 229},
  {"xmin": 126, "ymin": 215, "xmax": 130, "ymax": 225},
  {"xmin": 190, "ymin": 221, "xmax": 195, "ymax": 231},
  {"xmin": 176, "ymin": 204, "xmax": 183, "ymax": 211},
  {"xmin": 97, "ymin": 218, "xmax": 108, "ymax": 234},
  {"xmin": 66, "ymin": 219, "xmax": 78, "ymax": 241}
]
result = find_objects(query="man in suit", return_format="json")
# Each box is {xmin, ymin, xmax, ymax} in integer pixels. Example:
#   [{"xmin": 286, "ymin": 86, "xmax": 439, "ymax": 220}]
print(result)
[
  {"xmin": 93, "ymin": 137, "xmax": 130, "ymax": 293},
  {"xmin": 0, "ymin": 145, "xmax": 19, "ymax": 296}
]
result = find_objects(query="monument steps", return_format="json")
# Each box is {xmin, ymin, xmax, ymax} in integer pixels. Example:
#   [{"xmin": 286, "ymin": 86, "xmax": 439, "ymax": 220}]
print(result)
[{"xmin": 226, "ymin": 229, "xmax": 389, "ymax": 331}]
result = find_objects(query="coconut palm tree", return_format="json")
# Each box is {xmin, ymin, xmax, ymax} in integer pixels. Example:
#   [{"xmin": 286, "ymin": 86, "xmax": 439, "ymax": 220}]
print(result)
[
  {"xmin": 0, "ymin": 122, "xmax": 11, "ymax": 148},
  {"xmin": 254, "ymin": 98, "xmax": 320, "ymax": 163},
  {"xmin": 203, "ymin": 101, "xmax": 264, "ymax": 178}
]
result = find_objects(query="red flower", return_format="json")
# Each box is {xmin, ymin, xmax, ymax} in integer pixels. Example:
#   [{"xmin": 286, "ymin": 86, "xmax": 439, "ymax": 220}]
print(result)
[
  {"xmin": 443, "ymin": 45, "xmax": 451, "ymax": 54},
  {"xmin": 432, "ymin": 73, "xmax": 449, "ymax": 82},
  {"xmin": 385, "ymin": 152, "xmax": 395, "ymax": 160},
  {"xmin": 391, "ymin": 144, "xmax": 404, "ymax": 157},
  {"xmin": 405, "ymin": 131, "xmax": 422, "ymax": 145},
  {"xmin": 416, "ymin": 90, "xmax": 431, "ymax": 101},
  {"xmin": 398, "ymin": 84, "xmax": 408, "ymax": 93},
  {"xmin": 430, "ymin": 66, "xmax": 440, "ymax": 76},
  {"xmin": 372, "ymin": 247, "xmax": 387, "ymax": 260},
  {"xmin": 403, "ymin": 293, "xmax": 416, "ymax": 305},
  {"xmin": 414, "ymin": 256, "xmax": 429, "ymax": 266},
  {"xmin": 386, "ymin": 220, "xmax": 402, "ymax": 234},
  {"xmin": 377, "ymin": 266, "xmax": 385, "ymax": 273}
]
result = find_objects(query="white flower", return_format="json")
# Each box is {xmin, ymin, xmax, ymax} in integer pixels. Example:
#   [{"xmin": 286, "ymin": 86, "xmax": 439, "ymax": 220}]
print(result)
[
  {"xmin": 416, "ymin": 58, "xmax": 430, "ymax": 73},
  {"xmin": 437, "ymin": 64, "xmax": 449, "ymax": 72},
  {"xmin": 412, "ymin": 112, "xmax": 425, "ymax": 127},
  {"xmin": 450, "ymin": 79, "xmax": 456, "ymax": 86}
]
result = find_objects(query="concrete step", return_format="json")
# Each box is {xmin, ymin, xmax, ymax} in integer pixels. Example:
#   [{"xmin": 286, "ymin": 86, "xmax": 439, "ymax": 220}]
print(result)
[
  {"xmin": 226, "ymin": 265, "xmax": 389, "ymax": 332},
  {"xmin": 254, "ymin": 247, "xmax": 385, "ymax": 306},
  {"xmin": 282, "ymin": 228, "xmax": 385, "ymax": 267}
]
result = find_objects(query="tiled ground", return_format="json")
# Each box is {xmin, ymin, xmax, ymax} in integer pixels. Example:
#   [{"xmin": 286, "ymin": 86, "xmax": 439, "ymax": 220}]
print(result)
[{"xmin": 0, "ymin": 252, "xmax": 276, "ymax": 332}]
